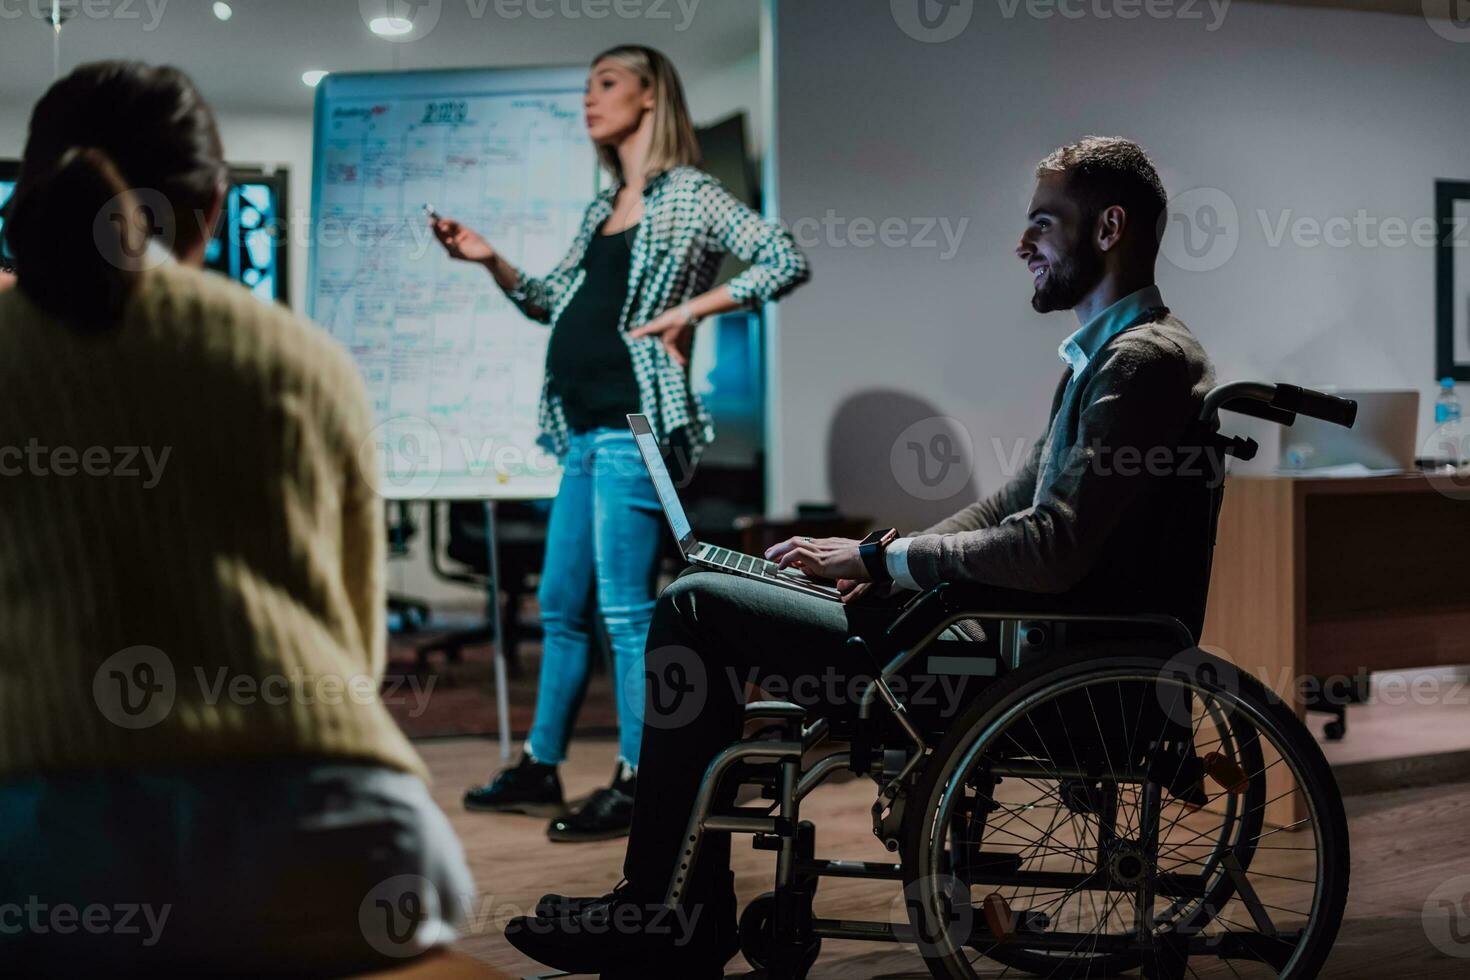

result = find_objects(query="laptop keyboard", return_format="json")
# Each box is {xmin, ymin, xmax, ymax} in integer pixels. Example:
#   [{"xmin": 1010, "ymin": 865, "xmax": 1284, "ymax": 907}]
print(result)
[{"xmin": 703, "ymin": 545, "xmax": 787, "ymax": 580}]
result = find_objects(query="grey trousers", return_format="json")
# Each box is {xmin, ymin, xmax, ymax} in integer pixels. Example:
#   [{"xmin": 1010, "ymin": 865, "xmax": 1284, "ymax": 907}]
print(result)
[
  {"xmin": 622, "ymin": 569, "xmax": 988, "ymax": 905},
  {"xmin": 0, "ymin": 758, "xmax": 475, "ymax": 975}
]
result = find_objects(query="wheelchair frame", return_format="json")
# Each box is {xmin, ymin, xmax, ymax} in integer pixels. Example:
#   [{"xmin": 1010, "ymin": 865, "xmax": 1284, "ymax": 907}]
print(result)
[
  {"xmin": 655, "ymin": 381, "xmax": 1358, "ymax": 979},
  {"xmin": 662, "ymin": 598, "xmax": 1194, "ymax": 936}
]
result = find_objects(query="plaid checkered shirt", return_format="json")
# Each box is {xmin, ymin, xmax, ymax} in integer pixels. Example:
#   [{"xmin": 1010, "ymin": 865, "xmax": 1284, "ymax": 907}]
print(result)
[{"xmin": 504, "ymin": 165, "xmax": 810, "ymax": 468}]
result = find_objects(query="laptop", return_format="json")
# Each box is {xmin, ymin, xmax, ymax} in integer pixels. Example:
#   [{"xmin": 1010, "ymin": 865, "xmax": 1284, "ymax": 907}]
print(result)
[
  {"xmin": 1277, "ymin": 388, "xmax": 1419, "ymax": 473},
  {"xmin": 627, "ymin": 414, "xmax": 843, "ymax": 600}
]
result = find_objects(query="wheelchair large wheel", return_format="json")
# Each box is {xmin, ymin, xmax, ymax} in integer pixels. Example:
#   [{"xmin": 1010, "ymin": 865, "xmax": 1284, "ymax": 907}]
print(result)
[{"xmin": 900, "ymin": 649, "xmax": 1349, "ymax": 979}]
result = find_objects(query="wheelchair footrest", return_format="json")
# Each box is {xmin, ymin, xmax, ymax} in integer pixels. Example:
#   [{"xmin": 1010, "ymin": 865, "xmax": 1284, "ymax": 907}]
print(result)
[
  {"xmin": 982, "ymin": 893, "xmax": 1013, "ymax": 941},
  {"xmin": 981, "ymin": 893, "xmax": 1050, "ymax": 942},
  {"xmin": 1173, "ymin": 751, "xmax": 1250, "ymax": 813},
  {"xmin": 1149, "ymin": 748, "xmax": 1219, "ymax": 813},
  {"xmin": 1202, "ymin": 751, "xmax": 1249, "ymax": 795}
]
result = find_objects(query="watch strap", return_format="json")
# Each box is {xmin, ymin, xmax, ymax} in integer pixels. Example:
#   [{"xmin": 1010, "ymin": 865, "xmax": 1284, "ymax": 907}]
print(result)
[{"xmin": 859, "ymin": 527, "xmax": 898, "ymax": 584}]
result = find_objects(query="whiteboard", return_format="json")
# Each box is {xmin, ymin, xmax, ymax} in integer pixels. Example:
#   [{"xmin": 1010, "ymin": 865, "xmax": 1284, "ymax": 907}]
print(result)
[{"xmin": 308, "ymin": 66, "xmax": 599, "ymax": 499}]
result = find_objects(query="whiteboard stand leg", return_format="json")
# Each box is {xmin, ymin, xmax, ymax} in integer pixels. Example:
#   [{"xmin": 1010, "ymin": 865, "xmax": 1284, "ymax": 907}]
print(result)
[{"xmin": 484, "ymin": 499, "xmax": 513, "ymax": 762}]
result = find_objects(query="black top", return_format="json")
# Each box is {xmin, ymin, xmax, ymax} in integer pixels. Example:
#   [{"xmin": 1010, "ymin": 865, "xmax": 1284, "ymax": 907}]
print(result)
[{"xmin": 545, "ymin": 223, "xmax": 641, "ymax": 432}]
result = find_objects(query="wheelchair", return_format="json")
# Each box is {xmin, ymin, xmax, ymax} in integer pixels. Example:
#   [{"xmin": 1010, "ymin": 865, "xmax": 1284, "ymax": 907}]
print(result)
[{"xmin": 663, "ymin": 382, "xmax": 1357, "ymax": 980}]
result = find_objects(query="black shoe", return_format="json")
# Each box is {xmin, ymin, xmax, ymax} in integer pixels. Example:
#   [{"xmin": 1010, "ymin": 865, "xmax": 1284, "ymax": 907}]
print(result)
[
  {"xmin": 534, "ymin": 885, "xmax": 621, "ymax": 920},
  {"xmin": 534, "ymin": 871, "xmax": 737, "ymax": 941},
  {"xmin": 546, "ymin": 762, "xmax": 636, "ymax": 842},
  {"xmin": 463, "ymin": 753, "xmax": 565, "ymax": 816},
  {"xmin": 506, "ymin": 881, "xmax": 737, "ymax": 979}
]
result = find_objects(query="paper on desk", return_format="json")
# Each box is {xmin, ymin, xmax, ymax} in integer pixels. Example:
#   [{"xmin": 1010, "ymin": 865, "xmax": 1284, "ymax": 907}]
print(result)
[{"xmin": 1275, "ymin": 463, "xmax": 1405, "ymax": 478}]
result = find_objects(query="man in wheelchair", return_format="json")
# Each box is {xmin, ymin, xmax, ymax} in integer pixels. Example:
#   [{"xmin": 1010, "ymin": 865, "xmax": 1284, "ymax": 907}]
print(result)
[{"xmin": 508, "ymin": 136, "xmax": 1221, "ymax": 977}]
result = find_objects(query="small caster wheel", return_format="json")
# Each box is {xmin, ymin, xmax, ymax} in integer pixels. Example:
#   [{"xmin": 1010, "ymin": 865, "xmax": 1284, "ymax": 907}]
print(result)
[
  {"xmin": 1324, "ymin": 720, "xmax": 1345, "ymax": 741},
  {"xmin": 738, "ymin": 892, "xmax": 821, "ymax": 976}
]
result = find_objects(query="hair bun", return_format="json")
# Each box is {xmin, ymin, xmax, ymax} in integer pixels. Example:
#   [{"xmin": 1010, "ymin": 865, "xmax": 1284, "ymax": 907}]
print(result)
[
  {"xmin": 8, "ymin": 142, "xmax": 144, "ymax": 326},
  {"xmin": 8, "ymin": 61, "xmax": 224, "ymax": 329}
]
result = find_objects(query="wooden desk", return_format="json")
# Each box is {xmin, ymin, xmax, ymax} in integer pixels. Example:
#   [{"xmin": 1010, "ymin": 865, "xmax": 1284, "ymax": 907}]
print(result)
[
  {"xmin": 1201, "ymin": 474, "xmax": 1470, "ymax": 826},
  {"xmin": 1202, "ymin": 474, "xmax": 1470, "ymax": 701}
]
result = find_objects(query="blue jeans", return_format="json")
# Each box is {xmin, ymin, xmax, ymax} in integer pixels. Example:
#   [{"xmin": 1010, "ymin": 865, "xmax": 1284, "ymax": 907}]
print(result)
[{"xmin": 528, "ymin": 428, "xmax": 663, "ymax": 766}]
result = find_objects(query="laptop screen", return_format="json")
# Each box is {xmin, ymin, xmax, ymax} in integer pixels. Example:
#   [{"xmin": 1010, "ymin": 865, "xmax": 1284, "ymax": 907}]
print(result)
[{"xmin": 628, "ymin": 415, "xmax": 694, "ymax": 549}]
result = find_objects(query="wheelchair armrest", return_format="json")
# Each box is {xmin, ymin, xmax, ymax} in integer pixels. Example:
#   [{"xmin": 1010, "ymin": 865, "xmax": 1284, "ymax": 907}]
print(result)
[
  {"xmin": 855, "ymin": 580, "xmax": 1195, "ymax": 668},
  {"xmin": 866, "ymin": 581, "xmax": 1081, "ymax": 660},
  {"xmin": 743, "ymin": 701, "xmax": 807, "ymax": 723},
  {"xmin": 879, "ymin": 583, "xmax": 955, "ymax": 652}
]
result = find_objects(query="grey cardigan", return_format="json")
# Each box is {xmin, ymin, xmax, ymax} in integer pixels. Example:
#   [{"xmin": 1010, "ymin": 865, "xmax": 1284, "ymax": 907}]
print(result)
[{"xmin": 904, "ymin": 311, "xmax": 1217, "ymax": 632}]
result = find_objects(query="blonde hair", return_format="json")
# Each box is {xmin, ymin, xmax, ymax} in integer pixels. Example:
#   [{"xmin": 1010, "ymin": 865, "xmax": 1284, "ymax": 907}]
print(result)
[{"xmin": 590, "ymin": 45, "xmax": 702, "ymax": 182}]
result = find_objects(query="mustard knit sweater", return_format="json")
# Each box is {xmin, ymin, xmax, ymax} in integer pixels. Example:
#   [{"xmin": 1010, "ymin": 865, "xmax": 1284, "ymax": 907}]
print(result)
[{"xmin": 0, "ymin": 263, "xmax": 427, "ymax": 781}]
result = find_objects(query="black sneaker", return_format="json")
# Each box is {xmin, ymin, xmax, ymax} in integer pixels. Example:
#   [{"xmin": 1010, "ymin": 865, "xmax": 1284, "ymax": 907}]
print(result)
[
  {"xmin": 546, "ymin": 761, "xmax": 636, "ymax": 842},
  {"xmin": 463, "ymin": 753, "xmax": 566, "ymax": 816}
]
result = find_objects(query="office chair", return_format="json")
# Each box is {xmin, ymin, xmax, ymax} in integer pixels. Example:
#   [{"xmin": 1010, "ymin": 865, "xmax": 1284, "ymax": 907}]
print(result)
[
  {"xmin": 416, "ymin": 500, "xmax": 548, "ymax": 673},
  {"xmin": 386, "ymin": 502, "xmax": 431, "ymax": 633}
]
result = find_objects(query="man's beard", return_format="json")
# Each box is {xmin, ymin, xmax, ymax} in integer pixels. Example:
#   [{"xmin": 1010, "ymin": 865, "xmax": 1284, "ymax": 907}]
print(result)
[{"xmin": 1031, "ymin": 242, "xmax": 1103, "ymax": 314}]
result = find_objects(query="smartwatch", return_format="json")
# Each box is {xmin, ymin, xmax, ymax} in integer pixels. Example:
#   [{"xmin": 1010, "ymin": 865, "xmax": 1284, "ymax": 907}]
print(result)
[{"xmin": 859, "ymin": 527, "xmax": 899, "ymax": 585}]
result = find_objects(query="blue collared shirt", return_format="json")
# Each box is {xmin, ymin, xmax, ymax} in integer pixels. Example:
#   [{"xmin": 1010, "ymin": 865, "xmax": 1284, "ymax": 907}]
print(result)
[{"xmin": 1057, "ymin": 284, "xmax": 1164, "ymax": 380}]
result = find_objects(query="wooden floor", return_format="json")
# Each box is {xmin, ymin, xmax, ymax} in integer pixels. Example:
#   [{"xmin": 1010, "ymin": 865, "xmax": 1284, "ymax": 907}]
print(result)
[
  {"xmin": 1313, "ymin": 667, "xmax": 1470, "ymax": 765},
  {"xmin": 419, "ymin": 736, "xmax": 1470, "ymax": 979}
]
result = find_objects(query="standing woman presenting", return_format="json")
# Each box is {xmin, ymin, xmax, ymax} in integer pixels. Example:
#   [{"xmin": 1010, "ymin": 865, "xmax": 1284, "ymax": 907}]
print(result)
[{"xmin": 434, "ymin": 45, "xmax": 809, "ymax": 842}]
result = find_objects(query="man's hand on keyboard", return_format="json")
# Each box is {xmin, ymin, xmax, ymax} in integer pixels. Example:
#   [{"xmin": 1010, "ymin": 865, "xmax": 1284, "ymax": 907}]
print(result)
[{"xmin": 764, "ymin": 536, "xmax": 866, "ymax": 584}]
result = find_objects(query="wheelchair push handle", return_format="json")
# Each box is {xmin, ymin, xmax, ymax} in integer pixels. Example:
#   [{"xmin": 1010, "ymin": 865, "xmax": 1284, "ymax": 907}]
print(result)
[
  {"xmin": 1201, "ymin": 381, "xmax": 1358, "ymax": 430},
  {"xmin": 1278, "ymin": 384, "xmax": 1358, "ymax": 428}
]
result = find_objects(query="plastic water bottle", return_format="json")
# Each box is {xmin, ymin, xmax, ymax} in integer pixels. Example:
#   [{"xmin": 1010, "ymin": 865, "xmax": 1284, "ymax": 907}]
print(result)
[
  {"xmin": 1435, "ymin": 378, "xmax": 1464, "ymax": 465},
  {"xmin": 1436, "ymin": 378, "xmax": 1462, "ymax": 425}
]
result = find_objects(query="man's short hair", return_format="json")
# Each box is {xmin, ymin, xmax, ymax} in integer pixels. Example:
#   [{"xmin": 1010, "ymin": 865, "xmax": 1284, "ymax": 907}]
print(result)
[{"xmin": 1036, "ymin": 137, "xmax": 1168, "ymax": 260}]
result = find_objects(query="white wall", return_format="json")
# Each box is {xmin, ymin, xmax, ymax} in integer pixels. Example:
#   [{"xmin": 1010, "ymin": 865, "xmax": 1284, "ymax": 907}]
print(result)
[
  {"xmin": 771, "ymin": 0, "xmax": 1470, "ymax": 529},
  {"xmin": 685, "ymin": 49, "xmax": 764, "ymax": 161},
  {"xmin": 0, "ymin": 111, "xmax": 24, "ymax": 156}
]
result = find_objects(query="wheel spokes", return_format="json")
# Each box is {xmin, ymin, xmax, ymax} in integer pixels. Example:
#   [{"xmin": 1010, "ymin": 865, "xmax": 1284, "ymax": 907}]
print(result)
[{"xmin": 921, "ymin": 671, "xmax": 1329, "ymax": 979}]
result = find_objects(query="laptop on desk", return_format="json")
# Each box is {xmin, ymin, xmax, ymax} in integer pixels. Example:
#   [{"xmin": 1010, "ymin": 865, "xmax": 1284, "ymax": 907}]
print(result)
[
  {"xmin": 1277, "ymin": 388, "xmax": 1418, "ymax": 473},
  {"xmin": 627, "ymin": 414, "xmax": 843, "ymax": 600}
]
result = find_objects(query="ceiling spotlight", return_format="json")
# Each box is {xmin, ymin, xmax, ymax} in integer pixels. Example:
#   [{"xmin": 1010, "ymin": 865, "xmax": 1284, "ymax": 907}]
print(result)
[
  {"xmin": 302, "ymin": 70, "xmax": 330, "ymax": 88},
  {"xmin": 212, "ymin": 2, "xmax": 232, "ymax": 20},
  {"xmin": 369, "ymin": 16, "xmax": 414, "ymax": 37}
]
